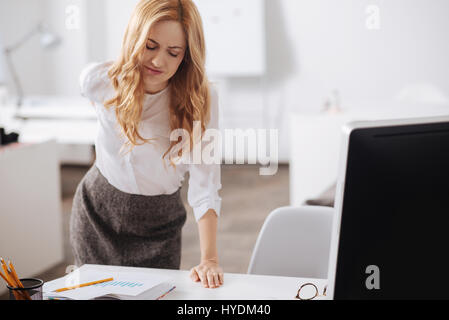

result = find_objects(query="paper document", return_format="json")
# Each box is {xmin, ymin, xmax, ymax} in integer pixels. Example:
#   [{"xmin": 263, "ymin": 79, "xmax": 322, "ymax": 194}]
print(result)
[{"xmin": 43, "ymin": 265, "xmax": 174, "ymax": 300}]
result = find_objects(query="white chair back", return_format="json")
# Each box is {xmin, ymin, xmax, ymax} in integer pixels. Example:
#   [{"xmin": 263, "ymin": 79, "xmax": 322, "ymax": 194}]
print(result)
[{"xmin": 248, "ymin": 206, "xmax": 334, "ymax": 279}]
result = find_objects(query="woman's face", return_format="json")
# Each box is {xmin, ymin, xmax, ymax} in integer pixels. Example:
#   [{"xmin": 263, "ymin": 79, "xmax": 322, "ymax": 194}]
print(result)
[{"xmin": 141, "ymin": 20, "xmax": 187, "ymax": 94}]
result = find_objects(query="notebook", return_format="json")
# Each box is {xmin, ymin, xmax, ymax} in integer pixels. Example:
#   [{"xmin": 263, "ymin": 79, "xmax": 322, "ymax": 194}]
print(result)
[{"xmin": 43, "ymin": 265, "xmax": 175, "ymax": 300}]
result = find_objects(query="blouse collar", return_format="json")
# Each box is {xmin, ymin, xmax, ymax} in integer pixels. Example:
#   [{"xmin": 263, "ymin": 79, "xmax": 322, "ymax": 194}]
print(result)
[
  {"xmin": 144, "ymin": 84, "xmax": 170, "ymax": 99},
  {"xmin": 142, "ymin": 84, "xmax": 171, "ymax": 112}
]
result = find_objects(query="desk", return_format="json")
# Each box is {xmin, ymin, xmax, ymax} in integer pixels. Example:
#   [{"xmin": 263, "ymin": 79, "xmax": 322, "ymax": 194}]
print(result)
[
  {"xmin": 0, "ymin": 96, "xmax": 97, "ymax": 164},
  {"xmin": 75, "ymin": 264, "xmax": 328, "ymax": 300}
]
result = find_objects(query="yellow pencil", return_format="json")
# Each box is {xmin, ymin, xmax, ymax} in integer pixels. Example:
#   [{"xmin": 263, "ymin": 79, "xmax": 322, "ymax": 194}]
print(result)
[
  {"xmin": 54, "ymin": 277, "xmax": 114, "ymax": 292},
  {"xmin": 8, "ymin": 262, "xmax": 23, "ymax": 287},
  {"xmin": 9, "ymin": 261, "xmax": 32, "ymax": 300},
  {"xmin": 0, "ymin": 269, "xmax": 22, "ymax": 300},
  {"xmin": 0, "ymin": 259, "xmax": 13, "ymax": 287},
  {"xmin": 0, "ymin": 258, "xmax": 26, "ymax": 300},
  {"xmin": 0, "ymin": 268, "xmax": 14, "ymax": 287}
]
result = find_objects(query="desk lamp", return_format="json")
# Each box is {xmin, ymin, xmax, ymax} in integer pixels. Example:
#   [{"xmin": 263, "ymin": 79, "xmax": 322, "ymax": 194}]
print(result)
[{"xmin": 3, "ymin": 22, "xmax": 61, "ymax": 107}]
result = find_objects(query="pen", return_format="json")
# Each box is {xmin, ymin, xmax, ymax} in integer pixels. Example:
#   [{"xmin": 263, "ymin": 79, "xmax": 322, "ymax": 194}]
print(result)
[{"xmin": 157, "ymin": 286, "xmax": 176, "ymax": 300}]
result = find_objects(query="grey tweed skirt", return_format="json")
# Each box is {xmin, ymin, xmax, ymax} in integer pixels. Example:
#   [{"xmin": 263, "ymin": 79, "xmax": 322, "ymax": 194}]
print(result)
[{"xmin": 69, "ymin": 164, "xmax": 187, "ymax": 270}]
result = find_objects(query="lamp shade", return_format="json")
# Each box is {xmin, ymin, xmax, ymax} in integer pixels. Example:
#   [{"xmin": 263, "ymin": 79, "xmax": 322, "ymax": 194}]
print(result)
[{"xmin": 40, "ymin": 32, "xmax": 61, "ymax": 49}]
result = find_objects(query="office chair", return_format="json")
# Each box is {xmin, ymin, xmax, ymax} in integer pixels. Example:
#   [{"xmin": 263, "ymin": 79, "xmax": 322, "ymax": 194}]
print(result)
[{"xmin": 247, "ymin": 206, "xmax": 334, "ymax": 279}]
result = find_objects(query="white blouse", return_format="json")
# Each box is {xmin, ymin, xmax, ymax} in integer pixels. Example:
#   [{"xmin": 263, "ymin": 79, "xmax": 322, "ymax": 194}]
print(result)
[{"xmin": 79, "ymin": 61, "xmax": 222, "ymax": 222}]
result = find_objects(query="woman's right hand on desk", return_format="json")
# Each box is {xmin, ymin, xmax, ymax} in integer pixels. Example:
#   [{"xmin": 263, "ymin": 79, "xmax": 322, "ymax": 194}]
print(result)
[{"xmin": 189, "ymin": 259, "xmax": 224, "ymax": 289}]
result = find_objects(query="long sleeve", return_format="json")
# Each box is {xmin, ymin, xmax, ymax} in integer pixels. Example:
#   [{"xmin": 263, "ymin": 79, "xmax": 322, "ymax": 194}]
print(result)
[
  {"xmin": 79, "ymin": 61, "xmax": 114, "ymax": 103},
  {"xmin": 187, "ymin": 84, "xmax": 223, "ymax": 222}
]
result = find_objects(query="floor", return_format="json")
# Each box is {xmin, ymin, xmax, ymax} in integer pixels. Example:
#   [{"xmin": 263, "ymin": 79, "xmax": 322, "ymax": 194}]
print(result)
[{"xmin": 1, "ymin": 164, "xmax": 289, "ymax": 299}]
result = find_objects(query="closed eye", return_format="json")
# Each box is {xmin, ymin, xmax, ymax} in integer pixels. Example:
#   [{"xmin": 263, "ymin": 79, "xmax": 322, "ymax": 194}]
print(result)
[{"xmin": 146, "ymin": 44, "xmax": 178, "ymax": 58}]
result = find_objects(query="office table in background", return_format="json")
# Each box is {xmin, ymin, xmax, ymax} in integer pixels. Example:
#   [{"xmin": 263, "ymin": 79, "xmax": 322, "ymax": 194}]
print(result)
[
  {"xmin": 289, "ymin": 103, "xmax": 449, "ymax": 206},
  {"xmin": 0, "ymin": 96, "xmax": 97, "ymax": 165}
]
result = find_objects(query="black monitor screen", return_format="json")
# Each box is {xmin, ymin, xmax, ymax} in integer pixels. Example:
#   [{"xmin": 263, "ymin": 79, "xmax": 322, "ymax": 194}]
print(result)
[{"xmin": 333, "ymin": 120, "xmax": 449, "ymax": 299}]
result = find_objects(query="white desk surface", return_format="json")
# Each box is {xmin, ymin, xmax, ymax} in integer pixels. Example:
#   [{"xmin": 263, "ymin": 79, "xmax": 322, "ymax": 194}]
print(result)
[
  {"xmin": 0, "ymin": 98, "xmax": 98, "ymax": 145},
  {"xmin": 82, "ymin": 264, "xmax": 328, "ymax": 300}
]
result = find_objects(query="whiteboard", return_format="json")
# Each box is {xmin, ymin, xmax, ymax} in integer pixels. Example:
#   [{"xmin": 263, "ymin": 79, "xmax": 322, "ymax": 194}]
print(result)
[
  {"xmin": 194, "ymin": 0, "xmax": 266, "ymax": 77},
  {"xmin": 101, "ymin": 0, "xmax": 266, "ymax": 77}
]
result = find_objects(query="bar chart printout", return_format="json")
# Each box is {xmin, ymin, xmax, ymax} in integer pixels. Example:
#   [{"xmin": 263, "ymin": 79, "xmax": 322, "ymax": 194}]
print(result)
[
  {"xmin": 94, "ymin": 280, "xmax": 144, "ymax": 288},
  {"xmin": 43, "ymin": 266, "xmax": 174, "ymax": 300}
]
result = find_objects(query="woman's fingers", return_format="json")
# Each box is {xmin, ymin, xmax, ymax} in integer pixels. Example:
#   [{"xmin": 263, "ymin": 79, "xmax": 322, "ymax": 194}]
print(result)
[
  {"xmin": 213, "ymin": 273, "xmax": 220, "ymax": 287},
  {"xmin": 190, "ymin": 267, "xmax": 200, "ymax": 282},
  {"xmin": 190, "ymin": 265, "xmax": 224, "ymax": 288},
  {"xmin": 201, "ymin": 270, "xmax": 209, "ymax": 287},
  {"xmin": 207, "ymin": 271, "xmax": 215, "ymax": 288},
  {"xmin": 194, "ymin": 267, "xmax": 208, "ymax": 287}
]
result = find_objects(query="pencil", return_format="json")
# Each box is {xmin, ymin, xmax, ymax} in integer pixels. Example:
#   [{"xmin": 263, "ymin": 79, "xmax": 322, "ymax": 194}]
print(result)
[
  {"xmin": 8, "ymin": 261, "xmax": 24, "ymax": 288},
  {"xmin": 0, "ymin": 258, "xmax": 13, "ymax": 286},
  {"xmin": 0, "ymin": 258, "xmax": 25, "ymax": 300},
  {"xmin": 0, "ymin": 269, "xmax": 22, "ymax": 300},
  {"xmin": 9, "ymin": 261, "xmax": 31, "ymax": 300},
  {"xmin": 53, "ymin": 277, "xmax": 114, "ymax": 292},
  {"xmin": 0, "ymin": 269, "xmax": 14, "ymax": 287}
]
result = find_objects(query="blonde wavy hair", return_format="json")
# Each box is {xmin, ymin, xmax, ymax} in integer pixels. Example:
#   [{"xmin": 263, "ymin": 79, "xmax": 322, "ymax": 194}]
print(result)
[{"xmin": 104, "ymin": 0, "xmax": 210, "ymax": 162}]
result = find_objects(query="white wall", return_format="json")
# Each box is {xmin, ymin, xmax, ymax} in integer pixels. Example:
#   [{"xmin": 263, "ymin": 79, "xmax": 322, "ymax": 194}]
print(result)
[
  {"xmin": 0, "ymin": 0, "xmax": 47, "ymax": 95},
  {"xmin": 3, "ymin": 0, "xmax": 449, "ymax": 99},
  {"xmin": 3, "ymin": 0, "xmax": 449, "ymax": 102},
  {"xmin": 85, "ymin": 0, "xmax": 107, "ymax": 62},
  {"xmin": 222, "ymin": 0, "xmax": 449, "ymax": 160},
  {"xmin": 1, "ymin": 0, "xmax": 449, "ymax": 160},
  {"xmin": 0, "ymin": 35, "xmax": 7, "ymax": 84},
  {"xmin": 42, "ymin": 0, "xmax": 89, "ymax": 97},
  {"xmin": 276, "ymin": 0, "xmax": 449, "ymax": 109},
  {"xmin": 0, "ymin": 0, "xmax": 89, "ymax": 97},
  {"xmin": 104, "ymin": 0, "xmax": 139, "ymax": 62}
]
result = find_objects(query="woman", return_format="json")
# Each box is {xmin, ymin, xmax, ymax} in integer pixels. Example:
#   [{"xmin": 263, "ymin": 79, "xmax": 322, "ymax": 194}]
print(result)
[{"xmin": 70, "ymin": 0, "xmax": 223, "ymax": 289}]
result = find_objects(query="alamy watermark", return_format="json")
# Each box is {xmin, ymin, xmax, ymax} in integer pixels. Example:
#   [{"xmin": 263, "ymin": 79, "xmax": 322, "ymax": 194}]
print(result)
[
  {"xmin": 365, "ymin": 265, "xmax": 381, "ymax": 290},
  {"xmin": 64, "ymin": 264, "xmax": 80, "ymax": 287},
  {"xmin": 169, "ymin": 122, "xmax": 279, "ymax": 176},
  {"xmin": 365, "ymin": 5, "xmax": 381, "ymax": 30},
  {"xmin": 65, "ymin": 5, "xmax": 81, "ymax": 30}
]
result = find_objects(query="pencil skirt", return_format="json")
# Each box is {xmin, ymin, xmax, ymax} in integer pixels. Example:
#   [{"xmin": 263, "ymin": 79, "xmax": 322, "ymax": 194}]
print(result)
[{"xmin": 69, "ymin": 164, "xmax": 187, "ymax": 270}]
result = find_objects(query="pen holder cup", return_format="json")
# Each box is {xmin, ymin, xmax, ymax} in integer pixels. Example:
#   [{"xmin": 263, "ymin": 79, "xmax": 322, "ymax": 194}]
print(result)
[{"xmin": 7, "ymin": 278, "xmax": 44, "ymax": 300}]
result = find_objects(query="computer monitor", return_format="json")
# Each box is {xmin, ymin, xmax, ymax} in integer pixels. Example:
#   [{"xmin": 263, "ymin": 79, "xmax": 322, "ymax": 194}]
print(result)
[{"xmin": 327, "ymin": 116, "xmax": 449, "ymax": 300}]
